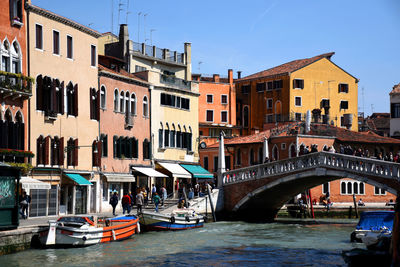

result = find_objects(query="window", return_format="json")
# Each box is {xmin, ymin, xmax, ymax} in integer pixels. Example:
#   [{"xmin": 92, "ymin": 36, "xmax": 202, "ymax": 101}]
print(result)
[
  {"xmin": 143, "ymin": 96, "xmax": 149, "ymax": 117},
  {"xmin": 266, "ymin": 98, "xmax": 273, "ymax": 109},
  {"xmin": 91, "ymin": 45, "xmax": 96, "ymax": 67},
  {"xmin": 267, "ymin": 81, "xmax": 273, "ymax": 91},
  {"xmin": 158, "ymin": 124, "xmax": 163, "ymax": 148},
  {"xmin": 2, "ymin": 40, "xmax": 10, "ymax": 72},
  {"xmin": 100, "ymin": 86, "xmax": 106, "ymax": 109},
  {"xmin": 321, "ymin": 99, "xmax": 330, "ymax": 108},
  {"xmin": 135, "ymin": 65, "xmax": 146, "ymax": 72},
  {"xmin": 119, "ymin": 91, "xmax": 124, "ymax": 113},
  {"xmin": 322, "ymin": 183, "xmax": 329, "ymax": 194},
  {"xmin": 256, "ymin": 82, "xmax": 266, "ymax": 92},
  {"xmin": 170, "ymin": 125, "xmax": 176, "ymax": 148},
  {"xmin": 36, "ymin": 136, "xmax": 47, "ymax": 166},
  {"xmin": 295, "ymin": 96, "xmax": 302, "ymax": 107},
  {"xmin": 221, "ymin": 111, "xmax": 228, "ymax": 123},
  {"xmin": 340, "ymin": 181, "xmax": 365, "ymax": 195},
  {"xmin": 213, "ymin": 156, "xmax": 218, "ymax": 172},
  {"xmin": 206, "ymin": 110, "xmax": 214, "ymax": 122},
  {"xmin": 130, "ymin": 94, "xmax": 136, "ymax": 115},
  {"xmin": 340, "ymin": 116, "xmax": 345, "ymax": 127},
  {"xmin": 242, "ymin": 84, "xmax": 250, "ymax": 94},
  {"xmin": 221, "ymin": 95, "xmax": 228, "ymax": 104},
  {"xmin": 90, "ymin": 88, "xmax": 99, "ymax": 120},
  {"xmin": 132, "ymin": 137, "xmax": 138, "ymax": 158},
  {"xmin": 206, "ymin": 95, "xmax": 213, "ymax": 103},
  {"xmin": 100, "ymin": 134, "xmax": 108, "ymax": 157},
  {"xmin": 391, "ymin": 103, "xmax": 400, "ymax": 118},
  {"xmin": 340, "ymin": 101, "xmax": 348, "ymax": 110},
  {"xmin": 236, "ymin": 149, "xmax": 241, "ymax": 165},
  {"xmin": 295, "ymin": 113, "xmax": 302, "ymax": 121},
  {"xmin": 164, "ymin": 124, "xmax": 170, "ymax": 147},
  {"xmin": 266, "ymin": 114, "xmax": 273, "ymax": 123},
  {"xmin": 203, "ymin": 157, "xmax": 209, "ymax": 171},
  {"xmin": 67, "ymin": 35, "xmax": 73, "ymax": 59},
  {"xmin": 273, "ymin": 80, "xmax": 283, "ymax": 89},
  {"xmin": 374, "ymin": 187, "xmax": 386, "ymax": 195},
  {"xmin": 66, "ymin": 138, "xmax": 78, "ymax": 166},
  {"xmin": 11, "ymin": 41, "xmax": 21, "ymax": 74},
  {"xmin": 338, "ymin": 83, "xmax": 349, "ymax": 93},
  {"xmin": 114, "ymin": 89, "xmax": 119, "ymax": 111},
  {"xmin": 53, "ymin": 30, "xmax": 60, "ymax": 55},
  {"xmin": 243, "ymin": 106, "xmax": 249, "ymax": 127},
  {"xmin": 10, "ymin": 0, "xmax": 23, "ymax": 23},
  {"xmin": 293, "ymin": 79, "xmax": 304, "ymax": 89},
  {"xmin": 249, "ymin": 148, "xmax": 255, "ymax": 165},
  {"xmin": 125, "ymin": 92, "xmax": 130, "ymax": 115},
  {"xmin": 143, "ymin": 139, "xmax": 151, "ymax": 160},
  {"xmin": 66, "ymin": 82, "xmax": 78, "ymax": 116},
  {"xmin": 281, "ymin": 143, "xmax": 286, "ymax": 150},
  {"xmin": 35, "ymin": 24, "xmax": 43, "ymax": 50}
]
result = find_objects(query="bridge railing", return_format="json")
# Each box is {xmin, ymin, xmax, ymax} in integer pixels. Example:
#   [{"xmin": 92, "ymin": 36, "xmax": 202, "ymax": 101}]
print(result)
[{"xmin": 222, "ymin": 151, "xmax": 400, "ymax": 185}]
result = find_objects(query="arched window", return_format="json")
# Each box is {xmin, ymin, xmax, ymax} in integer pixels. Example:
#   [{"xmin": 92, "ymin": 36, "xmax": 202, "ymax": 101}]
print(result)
[
  {"xmin": 258, "ymin": 147, "xmax": 263, "ymax": 164},
  {"xmin": 15, "ymin": 110, "xmax": 24, "ymax": 150},
  {"xmin": 11, "ymin": 41, "xmax": 21, "ymax": 74},
  {"xmin": 4, "ymin": 109, "xmax": 14, "ymax": 149},
  {"xmin": 359, "ymin": 182, "xmax": 365, "ymax": 194},
  {"xmin": 51, "ymin": 136, "xmax": 60, "ymax": 166},
  {"xmin": 272, "ymin": 145, "xmax": 279, "ymax": 161},
  {"xmin": 158, "ymin": 123, "xmax": 164, "ymax": 148},
  {"xmin": 347, "ymin": 182, "xmax": 352, "ymax": 194},
  {"xmin": 66, "ymin": 82, "xmax": 77, "ymax": 116},
  {"xmin": 119, "ymin": 91, "xmax": 125, "ymax": 113},
  {"xmin": 114, "ymin": 89, "xmax": 119, "ymax": 111},
  {"xmin": 353, "ymin": 182, "xmax": 358, "ymax": 194},
  {"xmin": 164, "ymin": 123, "xmax": 170, "ymax": 147},
  {"xmin": 1, "ymin": 39, "xmax": 11, "ymax": 72},
  {"xmin": 170, "ymin": 124, "xmax": 176, "ymax": 148},
  {"xmin": 243, "ymin": 106, "xmax": 249, "ymax": 128},
  {"xmin": 143, "ymin": 139, "xmax": 150, "ymax": 160},
  {"xmin": 237, "ymin": 148, "xmax": 241, "ymax": 165},
  {"xmin": 125, "ymin": 91, "xmax": 130, "ymax": 114},
  {"xmin": 143, "ymin": 96, "xmax": 148, "ymax": 117},
  {"xmin": 37, "ymin": 135, "xmax": 46, "ymax": 166},
  {"xmin": 341, "ymin": 181, "xmax": 346, "ymax": 194},
  {"xmin": 130, "ymin": 93, "xmax": 136, "ymax": 115},
  {"xmin": 182, "ymin": 126, "xmax": 187, "ymax": 149},
  {"xmin": 67, "ymin": 138, "xmax": 74, "ymax": 166},
  {"xmin": 176, "ymin": 125, "xmax": 182, "ymax": 148},
  {"xmin": 100, "ymin": 85, "xmax": 106, "ymax": 109},
  {"xmin": 188, "ymin": 126, "xmax": 192, "ymax": 151},
  {"xmin": 289, "ymin": 144, "xmax": 296, "ymax": 158}
]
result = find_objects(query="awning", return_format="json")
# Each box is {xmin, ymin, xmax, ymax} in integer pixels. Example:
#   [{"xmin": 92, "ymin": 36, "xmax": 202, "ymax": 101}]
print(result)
[
  {"xmin": 131, "ymin": 167, "xmax": 167, "ymax": 178},
  {"xmin": 65, "ymin": 173, "xmax": 93, "ymax": 185},
  {"xmin": 103, "ymin": 173, "xmax": 136, "ymax": 182},
  {"xmin": 158, "ymin": 162, "xmax": 192, "ymax": 179},
  {"xmin": 180, "ymin": 164, "xmax": 214, "ymax": 179},
  {"xmin": 20, "ymin": 176, "xmax": 51, "ymax": 191}
]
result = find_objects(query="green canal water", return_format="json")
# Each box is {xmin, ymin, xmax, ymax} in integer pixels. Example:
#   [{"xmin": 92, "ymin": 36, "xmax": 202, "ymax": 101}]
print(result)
[{"xmin": 0, "ymin": 220, "xmax": 364, "ymax": 266}]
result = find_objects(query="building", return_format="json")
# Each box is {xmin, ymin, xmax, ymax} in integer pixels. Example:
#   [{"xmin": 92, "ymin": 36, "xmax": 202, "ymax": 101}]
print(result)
[
  {"xmin": 216, "ymin": 122, "xmax": 398, "ymax": 205},
  {"xmin": 235, "ymin": 52, "xmax": 359, "ymax": 135},
  {"xmin": 98, "ymin": 54, "xmax": 165, "ymax": 211},
  {"xmin": 0, "ymin": 0, "xmax": 33, "ymax": 167},
  {"xmin": 390, "ymin": 83, "xmax": 400, "ymax": 138},
  {"xmin": 26, "ymin": 1, "xmax": 101, "ymax": 216},
  {"xmin": 359, "ymin": 113, "xmax": 390, "ymax": 137},
  {"xmin": 193, "ymin": 70, "xmax": 240, "ymax": 176},
  {"xmin": 99, "ymin": 25, "xmax": 200, "ymax": 195}
]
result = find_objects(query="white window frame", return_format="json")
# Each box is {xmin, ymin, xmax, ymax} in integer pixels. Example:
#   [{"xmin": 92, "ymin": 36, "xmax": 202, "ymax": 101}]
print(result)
[
  {"xmin": 374, "ymin": 186, "xmax": 387, "ymax": 196},
  {"xmin": 340, "ymin": 180, "xmax": 365, "ymax": 195},
  {"xmin": 114, "ymin": 88, "xmax": 119, "ymax": 112},
  {"xmin": 143, "ymin": 96, "xmax": 149, "ymax": 118},
  {"xmin": 130, "ymin": 93, "xmax": 136, "ymax": 116},
  {"xmin": 266, "ymin": 98, "xmax": 273, "ymax": 109},
  {"xmin": 206, "ymin": 94, "xmax": 213, "ymax": 104},
  {"xmin": 35, "ymin": 23, "xmax": 43, "ymax": 51},
  {"xmin": 295, "ymin": 96, "xmax": 302, "ymax": 107},
  {"xmin": 52, "ymin": 29, "xmax": 60, "ymax": 56},
  {"xmin": 293, "ymin": 78, "xmax": 304, "ymax": 89},
  {"xmin": 221, "ymin": 110, "xmax": 228, "ymax": 123},
  {"xmin": 90, "ymin": 44, "xmax": 97, "ymax": 67},
  {"xmin": 100, "ymin": 85, "xmax": 106, "ymax": 109},
  {"xmin": 221, "ymin": 94, "xmax": 228, "ymax": 105},
  {"xmin": 66, "ymin": 34, "xmax": 73, "ymax": 60},
  {"xmin": 322, "ymin": 182, "xmax": 330, "ymax": 194},
  {"xmin": 206, "ymin": 110, "xmax": 214, "ymax": 122}
]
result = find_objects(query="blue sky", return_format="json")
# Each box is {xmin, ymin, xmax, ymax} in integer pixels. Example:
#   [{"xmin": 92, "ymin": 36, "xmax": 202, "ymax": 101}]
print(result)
[{"xmin": 32, "ymin": 0, "xmax": 399, "ymax": 115}]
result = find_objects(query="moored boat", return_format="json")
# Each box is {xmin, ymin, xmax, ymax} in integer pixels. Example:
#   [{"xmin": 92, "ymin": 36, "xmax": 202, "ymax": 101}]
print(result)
[
  {"xmin": 350, "ymin": 211, "xmax": 394, "ymax": 243},
  {"xmin": 139, "ymin": 209, "xmax": 204, "ymax": 231},
  {"xmin": 38, "ymin": 215, "xmax": 139, "ymax": 247}
]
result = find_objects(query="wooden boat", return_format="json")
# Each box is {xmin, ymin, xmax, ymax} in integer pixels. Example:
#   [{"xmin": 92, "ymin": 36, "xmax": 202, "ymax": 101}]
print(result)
[
  {"xmin": 139, "ymin": 209, "xmax": 204, "ymax": 231},
  {"xmin": 38, "ymin": 215, "xmax": 139, "ymax": 247},
  {"xmin": 350, "ymin": 211, "xmax": 394, "ymax": 242}
]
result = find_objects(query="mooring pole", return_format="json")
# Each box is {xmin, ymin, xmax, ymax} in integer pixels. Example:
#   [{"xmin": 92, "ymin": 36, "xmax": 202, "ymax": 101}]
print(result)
[
  {"xmin": 352, "ymin": 194, "xmax": 358, "ymax": 218},
  {"xmin": 308, "ymin": 189, "xmax": 315, "ymax": 219},
  {"xmin": 207, "ymin": 187, "xmax": 217, "ymax": 222}
]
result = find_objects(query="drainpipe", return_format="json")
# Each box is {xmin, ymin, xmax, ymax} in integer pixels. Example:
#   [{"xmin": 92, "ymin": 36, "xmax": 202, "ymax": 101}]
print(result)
[{"xmin": 26, "ymin": 5, "xmax": 31, "ymax": 162}]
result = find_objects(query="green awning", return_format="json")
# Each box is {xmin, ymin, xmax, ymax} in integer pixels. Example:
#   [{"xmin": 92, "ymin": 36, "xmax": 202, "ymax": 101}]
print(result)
[
  {"xmin": 180, "ymin": 164, "xmax": 214, "ymax": 179},
  {"xmin": 65, "ymin": 173, "xmax": 93, "ymax": 186}
]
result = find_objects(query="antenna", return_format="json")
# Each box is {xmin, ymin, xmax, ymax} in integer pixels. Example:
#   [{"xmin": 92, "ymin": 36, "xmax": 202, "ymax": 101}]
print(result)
[
  {"xmin": 126, "ymin": 0, "xmax": 130, "ymax": 24},
  {"xmin": 362, "ymin": 87, "xmax": 365, "ymax": 116},
  {"xmin": 198, "ymin": 61, "xmax": 202, "ymax": 73},
  {"xmin": 150, "ymin": 29, "xmax": 156, "ymax": 46},
  {"xmin": 137, "ymin": 12, "xmax": 141, "ymax": 43},
  {"xmin": 118, "ymin": 0, "xmax": 124, "ymax": 26},
  {"xmin": 143, "ymin": 13, "xmax": 148, "ymax": 44},
  {"xmin": 111, "ymin": 0, "xmax": 114, "ymax": 33}
]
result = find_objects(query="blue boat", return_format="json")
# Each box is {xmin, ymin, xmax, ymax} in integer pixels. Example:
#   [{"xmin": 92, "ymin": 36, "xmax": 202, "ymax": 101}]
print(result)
[
  {"xmin": 350, "ymin": 211, "xmax": 394, "ymax": 243},
  {"xmin": 138, "ymin": 210, "xmax": 205, "ymax": 231}
]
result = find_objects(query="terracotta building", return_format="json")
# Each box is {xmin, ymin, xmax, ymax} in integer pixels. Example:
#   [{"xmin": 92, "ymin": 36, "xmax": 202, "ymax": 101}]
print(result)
[
  {"xmin": 235, "ymin": 52, "xmax": 359, "ymax": 135},
  {"xmin": 390, "ymin": 83, "xmax": 400, "ymax": 138},
  {"xmin": 0, "ymin": 0, "xmax": 33, "ymax": 165},
  {"xmin": 26, "ymin": 1, "xmax": 101, "ymax": 216}
]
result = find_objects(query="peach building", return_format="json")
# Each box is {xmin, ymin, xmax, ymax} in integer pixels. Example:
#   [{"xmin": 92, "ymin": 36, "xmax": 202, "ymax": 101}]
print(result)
[{"xmin": 26, "ymin": 2, "xmax": 101, "ymax": 216}]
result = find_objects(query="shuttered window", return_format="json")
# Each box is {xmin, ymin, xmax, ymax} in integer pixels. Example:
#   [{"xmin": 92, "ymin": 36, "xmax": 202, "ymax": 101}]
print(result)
[
  {"xmin": 67, "ymin": 35, "xmax": 73, "ymax": 59},
  {"xmin": 53, "ymin": 31, "xmax": 60, "ymax": 55},
  {"xmin": 35, "ymin": 24, "xmax": 43, "ymax": 49}
]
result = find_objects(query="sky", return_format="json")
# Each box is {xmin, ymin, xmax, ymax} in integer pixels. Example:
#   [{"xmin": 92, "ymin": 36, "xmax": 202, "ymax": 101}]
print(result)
[{"xmin": 32, "ymin": 0, "xmax": 400, "ymax": 116}]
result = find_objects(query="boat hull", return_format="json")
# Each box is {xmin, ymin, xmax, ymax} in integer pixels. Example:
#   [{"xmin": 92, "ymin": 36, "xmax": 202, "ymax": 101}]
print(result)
[{"xmin": 139, "ymin": 211, "xmax": 204, "ymax": 231}]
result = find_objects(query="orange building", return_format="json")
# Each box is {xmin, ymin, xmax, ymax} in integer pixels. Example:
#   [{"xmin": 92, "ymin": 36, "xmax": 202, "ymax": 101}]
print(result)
[
  {"xmin": 216, "ymin": 122, "xmax": 398, "ymax": 205},
  {"xmin": 194, "ymin": 70, "xmax": 240, "ymax": 176},
  {"xmin": 0, "ymin": 0, "xmax": 33, "ymax": 164}
]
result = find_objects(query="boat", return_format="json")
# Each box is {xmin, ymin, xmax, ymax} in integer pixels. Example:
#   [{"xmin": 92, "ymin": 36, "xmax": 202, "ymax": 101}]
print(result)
[
  {"xmin": 139, "ymin": 209, "xmax": 205, "ymax": 231},
  {"xmin": 350, "ymin": 211, "xmax": 394, "ymax": 243},
  {"xmin": 38, "ymin": 215, "xmax": 140, "ymax": 247}
]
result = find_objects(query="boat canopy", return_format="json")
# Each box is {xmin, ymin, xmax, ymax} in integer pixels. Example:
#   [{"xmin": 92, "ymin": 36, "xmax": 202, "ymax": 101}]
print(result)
[{"xmin": 356, "ymin": 211, "xmax": 395, "ymax": 231}]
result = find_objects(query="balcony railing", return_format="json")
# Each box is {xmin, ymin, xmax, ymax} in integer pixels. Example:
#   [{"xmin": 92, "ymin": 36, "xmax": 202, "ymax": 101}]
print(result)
[
  {"xmin": 160, "ymin": 74, "xmax": 191, "ymax": 91},
  {"xmin": 0, "ymin": 71, "xmax": 34, "ymax": 96},
  {"xmin": 131, "ymin": 42, "xmax": 185, "ymax": 64}
]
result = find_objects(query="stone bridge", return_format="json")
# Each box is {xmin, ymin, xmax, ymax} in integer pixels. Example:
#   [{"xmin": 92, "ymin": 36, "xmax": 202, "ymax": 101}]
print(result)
[{"xmin": 221, "ymin": 151, "xmax": 400, "ymax": 221}]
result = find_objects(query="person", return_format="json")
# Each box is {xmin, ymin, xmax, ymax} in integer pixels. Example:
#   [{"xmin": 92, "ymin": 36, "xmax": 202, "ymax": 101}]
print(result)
[
  {"xmin": 358, "ymin": 198, "xmax": 365, "ymax": 206},
  {"xmin": 161, "ymin": 186, "xmax": 167, "ymax": 206},
  {"xmin": 142, "ymin": 187, "xmax": 148, "ymax": 206},
  {"xmin": 152, "ymin": 192, "xmax": 161, "ymax": 212},
  {"xmin": 386, "ymin": 199, "xmax": 395, "ymax": 206},
  {"xmin": 151, "ymin": 184, "xmax": 157, "ymax": 203},
  {"xmin": 194, "ymin": 182, "xmax": 200, "ymax": 197},
  {"xmin": 121, "ymin": 192, "xmax": 132, "ymax": 214},
  {"xmin": 20, "ymin": 191, "xmax": 30, "ymax": 219},
  {"xmin": 128, "ymin": 191, "xmax": 134, "ymax": 208},
  {"xmin": 109, "ymin": 192, "xmax": 119, "ymax": 216},
  {"xmin": 175, "ymin": 180, "xmax": 180, "ymax": 198},
  {"xmin": 188, "ymin": 187, "xmax": 194, "ymax": 200},
  {"xmin": 264, "ymin": 157, "xmax": 270, "ymax": 163},
  {"xmin": 177, "ymin": 199, "xmax": 185, "ymax": 209},
  {"xmin": 136, "ymin": 190, "xmax": 144, "ymax": 214}
]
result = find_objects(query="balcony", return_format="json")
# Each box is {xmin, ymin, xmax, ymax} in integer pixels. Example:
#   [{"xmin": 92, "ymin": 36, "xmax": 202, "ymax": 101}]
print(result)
[
  {"xmin": 44, "ymin": 110, "xmax": 57, "ymax": 121},
  {"xmin": 131, "ymin": 42, "xmax": 185, "ymax": 65},
  {"xmin": 125, "ymin": 114, "xmax": 134, "ymax": 128},
  {"xmin": 0, "ymin": 149, "xmax": 34, "ymax": 164},
  {"xmin": 160, "ymin": 74, "xmax": 191, "ymax": 91},
  {"xmin": 0, "ymin": 71, "xmax": 33, "ymax": 99}
]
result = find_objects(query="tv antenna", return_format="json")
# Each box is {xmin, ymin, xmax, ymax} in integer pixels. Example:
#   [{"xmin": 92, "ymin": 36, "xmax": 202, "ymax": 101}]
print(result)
[
  {"xmin": 137, "ymin": 12, "xmax": 142, "ymax": 43},
  {"xmin": 117, "ymin": 0, "xmax": 124, "ymax": 26},
  {"xmin": 125, "ymin": 0, "xmax": 130, "ymax": 24},
  {"xmin": 198, "ymin": 61, "xmax": 202, "ymax": 73}
]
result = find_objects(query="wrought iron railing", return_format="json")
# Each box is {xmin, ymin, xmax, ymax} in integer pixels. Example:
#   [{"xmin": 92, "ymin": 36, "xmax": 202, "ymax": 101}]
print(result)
[{"xmin": 0, "ymin": 71, "xmax": 34, "ymax": 95}]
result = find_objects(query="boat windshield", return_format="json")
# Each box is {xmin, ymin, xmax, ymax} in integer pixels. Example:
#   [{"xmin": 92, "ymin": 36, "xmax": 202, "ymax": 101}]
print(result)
[{"xmin": 58, "ymin": 216, "xmax": 94, "ymax": 224}]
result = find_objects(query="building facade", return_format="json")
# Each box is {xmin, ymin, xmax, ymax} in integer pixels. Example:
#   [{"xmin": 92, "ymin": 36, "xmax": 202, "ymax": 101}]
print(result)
[
  {"xmin": 390, "ymin": 83, "xmax": 400, "ymax": 138},
  {"xmin": 26, "ymin": 2, "xmax": 100, "ymax": 216},
  {"xmin": 235, "ymin": 52, "xmax": 359, "ymax": 135}
]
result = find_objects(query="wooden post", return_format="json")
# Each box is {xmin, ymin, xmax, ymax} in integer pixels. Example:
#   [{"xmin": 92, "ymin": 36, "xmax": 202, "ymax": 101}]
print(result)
[
  {"xmin": 309, "ymin": 189, "xmax": 315, "ymax": 219},
  {"xmin": 352, "ymin": 194, "xmax": 358, "ymax": 218},
  {"xmin": 392, "ymin": 194, "xmax": 400, "ymax": 266}
]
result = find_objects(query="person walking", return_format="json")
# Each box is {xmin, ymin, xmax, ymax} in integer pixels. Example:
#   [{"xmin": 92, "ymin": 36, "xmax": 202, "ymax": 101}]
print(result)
[
  {"xmin": 136, "ymin": 190, "xmax": 144, "ymax": 214},
  {"xmin": 109, "ymin": 192, "xmax": 119, "ymax": 216},
  {"xmin": 153, "ymin": 192, "xmax": 161, "ymax": 212},
  {"xmin": 151, "ymin": 184, "xmax": 157, "ymax": 203},
  {"xmin": 20, "ymin": 191, "xmax": 30, "ymax": 219},
  {"xmin": 162, "ymin": 186, "xmax": 167, "ymax": 206},
  {"xmin": 122, "ymin": 192, "xmax": 132, "ymax": 214}
]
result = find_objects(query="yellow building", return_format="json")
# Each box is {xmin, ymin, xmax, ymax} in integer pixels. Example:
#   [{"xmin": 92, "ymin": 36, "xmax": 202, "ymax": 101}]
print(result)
[{"xmin": 235, "ymin": 52, "xmax": 359, "ymax": 134}]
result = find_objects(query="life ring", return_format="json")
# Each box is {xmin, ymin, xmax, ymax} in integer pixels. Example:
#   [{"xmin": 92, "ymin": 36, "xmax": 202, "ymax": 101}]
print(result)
[
  {"xmin": 196, "ymin": 218, "xmax": 200, "ymax": 224},
  {"xmin": 185, "ymin": 215, "xmax": 190, "ymax": 222},
  {"xmin": 170, "ymin": 216, "xmax": 175, "ymax": 224}
]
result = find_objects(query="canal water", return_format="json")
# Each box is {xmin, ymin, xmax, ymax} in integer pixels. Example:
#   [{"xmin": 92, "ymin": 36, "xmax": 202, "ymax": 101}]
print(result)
[{"xmin": 1, "ymin": 221, "xmax": 363, "ymax": 266}]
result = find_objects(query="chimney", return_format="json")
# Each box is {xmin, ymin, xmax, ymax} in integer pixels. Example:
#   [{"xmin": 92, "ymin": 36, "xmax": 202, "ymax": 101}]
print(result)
[
  {"xmin": 228, "ymin": 69, "xmax": 233, "ymax": 85},
  {"xmin": 119, "ymin": 24, "xmax": 129, "ymax": 68},
  {"xmin": 237, "ymin": 71, "xmax": 242, "ymax": 79},
  {"xmin": 213, "ymin": 74, "xmax": 220, "ymax": 83},
  {"xmin": 305, "ymin": 110, "xmax": 311, "ymax": 133},
  {"xmin": 184, "ymin": 42, "xmax": 192, "ymax": 81}
]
